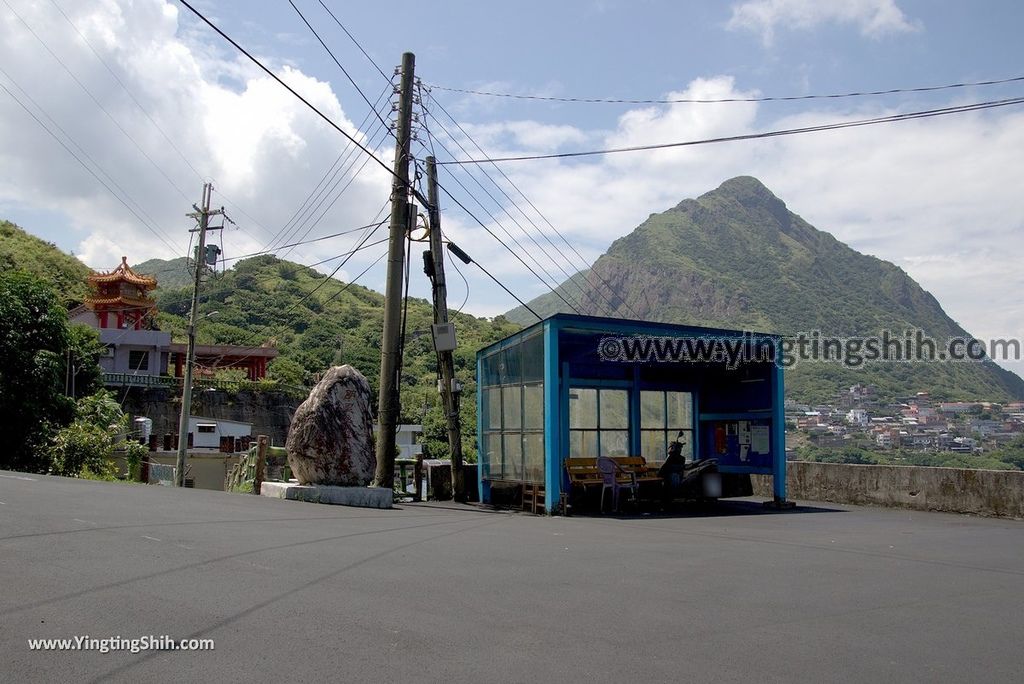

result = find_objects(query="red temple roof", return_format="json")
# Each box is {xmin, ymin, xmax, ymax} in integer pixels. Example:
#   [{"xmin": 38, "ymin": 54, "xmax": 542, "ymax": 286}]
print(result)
[{"xmin": 88, "ymin": 256, "xmax": 158, "ymax": 288}]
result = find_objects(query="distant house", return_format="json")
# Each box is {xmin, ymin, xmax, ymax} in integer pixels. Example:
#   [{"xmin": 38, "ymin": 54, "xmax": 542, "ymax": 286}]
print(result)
[
  {"xmin": 373, "ymin": 424, "xmax": 423, "ymax": 459},
  {"xmin": 187, "ymin": 416, "xmax": 252, "ymax": 450},
  {"xmin": 846, "ymin": 409, "xmax": 868, "ymax": 426}
]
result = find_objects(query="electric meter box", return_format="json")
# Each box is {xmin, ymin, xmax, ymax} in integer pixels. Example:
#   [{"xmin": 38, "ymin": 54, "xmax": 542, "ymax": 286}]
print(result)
[{"xmin": 431, "ymin": 322, "xmax": 457, "ymax": 352}]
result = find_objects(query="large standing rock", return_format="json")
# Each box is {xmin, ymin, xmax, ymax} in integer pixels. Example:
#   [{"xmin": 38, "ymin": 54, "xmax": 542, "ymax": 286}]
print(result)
[{"xmin": 286, "ymin": 365, "xmax": 376, "ymax": 486}]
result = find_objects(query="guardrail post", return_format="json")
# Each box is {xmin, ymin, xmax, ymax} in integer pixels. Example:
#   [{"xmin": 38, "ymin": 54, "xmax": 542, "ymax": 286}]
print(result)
[{"xmin": 253, "ymin": 435, "xmax": 268, "ymax": 495}]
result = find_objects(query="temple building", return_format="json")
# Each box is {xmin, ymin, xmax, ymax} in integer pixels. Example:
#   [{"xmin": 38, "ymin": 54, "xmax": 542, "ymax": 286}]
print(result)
[
  {"xmin": 71, "ymin": 256, "xmax": 276, "ymax": 382},
  {"xmin": 70, "ymin": 257, "xmax": 171, "ymax": 377}
]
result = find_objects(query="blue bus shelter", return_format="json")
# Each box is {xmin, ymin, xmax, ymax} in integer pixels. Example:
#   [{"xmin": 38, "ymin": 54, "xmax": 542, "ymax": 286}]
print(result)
[{"xmin": 475, "ymin": 314, "xmax": 787, "ymax": 512}]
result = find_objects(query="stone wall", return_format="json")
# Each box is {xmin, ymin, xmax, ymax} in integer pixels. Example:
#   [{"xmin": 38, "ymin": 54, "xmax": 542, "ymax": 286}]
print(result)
[
  {"xmin": 753, "ymin": 461, "xmax": 1024, "ymax": 519},
  {"xmin": 120, "ymin": 386, "xmax": 300, "ymax": 446}
]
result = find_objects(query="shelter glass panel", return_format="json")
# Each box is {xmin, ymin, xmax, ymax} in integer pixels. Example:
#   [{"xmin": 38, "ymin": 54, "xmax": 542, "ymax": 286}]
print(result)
[
  {"xmin": 502, "ymin": 433, "xmax": 523, "ymax": 480},
  {"xmin": 502, "ymin": 385, "xmax": 522, "ymax": 430}
]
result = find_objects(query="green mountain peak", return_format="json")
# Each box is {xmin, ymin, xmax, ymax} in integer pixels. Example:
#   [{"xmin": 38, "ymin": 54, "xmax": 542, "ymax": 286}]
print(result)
[{"xmin": 507, "ymin": 177, "xmax": 1024, "ymax": 402}]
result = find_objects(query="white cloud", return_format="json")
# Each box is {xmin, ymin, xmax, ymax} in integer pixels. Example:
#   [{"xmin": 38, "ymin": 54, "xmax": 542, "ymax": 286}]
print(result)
[
  {"xmin": 0, "ymin": 0, "xmax": 391, "ymax": 270},
  {"xmin": 442, "ymin": 79, "xmax": 1024, "ymax": 377},
  {"xmin": 0, "ymin": 0, "xmax": 1019, "ymax": 382},
  {"xmin": 727, "ymin": 0, "xmax": 920, "ymax": 46}
]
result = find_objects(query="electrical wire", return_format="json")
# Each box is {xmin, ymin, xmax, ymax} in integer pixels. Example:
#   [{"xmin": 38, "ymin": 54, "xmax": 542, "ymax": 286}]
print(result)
[
  {"xmin": 4, "ymin": 0, "xmax": 192, "ymax": 204},
  {"xmin": 425, "ymin": 88, "xmax": 647, "ymax": 318},
  {"xmin": 257, "ymin": 84, "xmax": 392, "ymax": 255},
  {"xmin": 434, "ymin": 179, "xmax": 571, "ymax": 318},
  {"xmin": 447, "ymin": 250, "xmax": 471, "ymax": 316},
  {"xmin": 221, "ymin": 219, "xmax": 389, "ymax": 264},
  {"xmin": 288, "ymin": 0, "xmax": 394, "ymax": 135},
  {"xmin": 176, "ymin": 0, "xmax": 405, "ymax": 191},
  {"xmin": 414, "ymin": 107, "xmax": 594, "ymax": 315},
  {"xmin": 315, "ymin": 0, "xmax": 391, "ymax": 82},
  {"xmin": 277, "ymin": 129, "xmax": 393, "ymax": 261},
  {"xmin": 202, "ymin": 217, "xmax": 386, "ymax": 362},
  {"xmin": 44, "ymin": 0, "xmax": 322, "ymax": 265},
  {"xmin": 440, "ymin": 95, "xmax": 1024, "ymax": 165},
  {"xmin": 448, "ymin": 241, "xmax": 541, "ymax": 321},
  {"xmin": 421, "ymin": 90, "xmax": 640, "ymax": 318},
  {"xmin": 0, "ymin": 79, "xmax": 182, "ymax": 256},
  {"xmin": 426, "ymin": 74, "xmax": 1024, "ymax": 105}
]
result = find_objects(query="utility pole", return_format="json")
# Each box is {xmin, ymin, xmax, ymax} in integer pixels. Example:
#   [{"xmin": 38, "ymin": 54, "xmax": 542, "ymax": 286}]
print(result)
[
  {"xmin": 374, "ymin": 52, "xmax": 415, "ymax": 490},
  {"xmin": 425, "ymin": 156, "xmax": 465, "ymax": 501},
  {"xmin": 175, "ymin": 182, "xmax": 223, "ymax": 487}
]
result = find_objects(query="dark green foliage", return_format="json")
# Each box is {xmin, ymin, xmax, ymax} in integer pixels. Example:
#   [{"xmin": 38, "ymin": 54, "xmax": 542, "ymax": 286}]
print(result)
[
  {"xmin": 49, "ymin": 390, "xmax": 127, "ymax": 477},
  {"xmin": 137, "ymin": 254, "xmax": 517, "ymax": 448},
  {"xmin": 795, "ymin": 442, "xmax": 1024, "ymax": 471},
  {"xmin": 132, "ymin": 256, "xmax": 193, "ymax": 290},
  {"xmin": 507, "ymin": 177, "xmax": 1024, "ymax": 402},
  {"xmin": 0, "ymin": 271, "xmax": 81, "ymax": 471},
  {"xmin": 0, "ymin": 220, "xmax": 92, "ymax": 305}
]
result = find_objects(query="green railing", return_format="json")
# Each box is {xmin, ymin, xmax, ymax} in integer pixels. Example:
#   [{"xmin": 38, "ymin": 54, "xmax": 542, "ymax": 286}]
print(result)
[{"xmin": 102, "ymin": 372, "xmax": 300, "ymax": 395}]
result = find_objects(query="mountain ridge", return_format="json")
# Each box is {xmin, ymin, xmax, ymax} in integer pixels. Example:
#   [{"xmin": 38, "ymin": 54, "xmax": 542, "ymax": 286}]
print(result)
[{"xmin": 507, "ymin": 176, "xmax": 1024, "ymax": 402}]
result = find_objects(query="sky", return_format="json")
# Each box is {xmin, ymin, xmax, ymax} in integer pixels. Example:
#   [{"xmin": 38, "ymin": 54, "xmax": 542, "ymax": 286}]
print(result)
[{"xmin": 1, "ymin": 0, "xmax": 1022, "ymax": 379}]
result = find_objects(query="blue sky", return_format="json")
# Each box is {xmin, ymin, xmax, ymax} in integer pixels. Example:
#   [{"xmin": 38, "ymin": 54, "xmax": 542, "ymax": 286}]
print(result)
[{"xmin": 1, "ymin": 0, "xmax": 1022, "ymax": 378}]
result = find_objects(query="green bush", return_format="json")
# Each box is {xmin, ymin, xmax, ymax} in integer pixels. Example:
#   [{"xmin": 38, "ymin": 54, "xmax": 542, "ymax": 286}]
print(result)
[
  {"xmin": 48, "ymin": 390, "xmax": 128, "ymax": 478},
  {"xmin": 124, "ymin": 440, "xmax": 148, "ymax": 482},
  {"xmin": 50, "ymin": 422, "xmax": 114, "ymax": 476}
]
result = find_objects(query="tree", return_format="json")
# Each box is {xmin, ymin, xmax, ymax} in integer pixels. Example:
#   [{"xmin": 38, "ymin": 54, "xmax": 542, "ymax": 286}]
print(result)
[
  {"xmin": 48, "ymin": 390, "xmax": 127, "ymax": 477},
  {"xmin": 0, "ymin": 270, "xmax": 79, "ymax": 472}
]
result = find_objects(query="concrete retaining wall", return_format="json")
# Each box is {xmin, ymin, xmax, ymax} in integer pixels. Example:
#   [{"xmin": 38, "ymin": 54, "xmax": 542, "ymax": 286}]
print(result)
[{"xmin": 752, "ymin": 462, "xmax": 1024, "ymax": 519}]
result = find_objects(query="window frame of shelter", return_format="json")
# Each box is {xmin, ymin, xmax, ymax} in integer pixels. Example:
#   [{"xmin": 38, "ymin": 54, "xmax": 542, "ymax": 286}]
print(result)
[
  {"xmin": 479, "ymin": 332, "xmax": 545, "ymax": 485},
  {"xmin": 640, "ymin": 389, "xmax": 694, "ymax": 466},
  {"xmin": 569, "ymin": 386, "xmax": 630, "ymax": 459}
]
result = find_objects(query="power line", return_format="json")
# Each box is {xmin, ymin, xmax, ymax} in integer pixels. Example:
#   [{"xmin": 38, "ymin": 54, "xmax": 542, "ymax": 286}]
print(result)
[
  {"xmin": 198, "ymin": 220, "xmax": 387, "ymax": 367},
  {"xmin": 414, "ymin": 140, "xmax": 586, "ymax": 315},
  {"xmin": 423, "ymin": 87, "xmax": 646, "ymax": 319},
  {"xmin": 221, "ymin": 219, "xmax": 389, "ymax": 264},
  {"xmin": 44, "ymin": 0, "xmax": 324, "ymax": 265},
  {"xmin": 444, "ymin": 239, "xmax": 540, "ymax": 321},
  {"xmin": 276, "ymin": 130, "xmax": 393, "ymax": 262},
  {"xmin": 0, "ymin": 79, "xmax": 182, "ymax": 255},
  {"xmin": 194, "ymin": 247, "xmax": 389, "ymax": 377},
  {"xmin": 315, "ymin": 0, "xmax": 391, "ymax": 83},
  {"xmin": 434, "ymin": 177, "xmax": 579, "ymax": 316},
  {"xmin": 426, "ymin": 74, "xmax": 1024, "ymax": 105},
  {"xmin": 5, "ymin": 0, "xmax": 193, "ymax": 204},
  {"xmin": 288, "ymin": 0, "xmax": 394, "ymax": 134},
  {"xmin": 258, "ymin": 87, "xmax": 392, "ymax": 256},
  {"xmin": 176, "ymin": 0, "xmax": 405, "ymax": 190},
  {"xmin": 414, "ymin": 103, "xmax": 595, "ymax": 315},
  {"xmin": 439, "ymin": 96, "xmax": 1024, "ymax": 165}
]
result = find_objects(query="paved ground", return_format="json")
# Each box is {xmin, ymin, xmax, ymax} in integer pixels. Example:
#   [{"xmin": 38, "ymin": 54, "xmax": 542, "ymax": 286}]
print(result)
[{"xmin": 2, "ymin": 471, "xmax": 1023, "ymax": 683}]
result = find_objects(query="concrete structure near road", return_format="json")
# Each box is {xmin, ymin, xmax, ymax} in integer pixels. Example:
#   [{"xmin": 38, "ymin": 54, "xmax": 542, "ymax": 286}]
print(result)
[
  {"xmin": 476, "ymin": 314, "xmax": 786, "ymax": 512},
  {"xmin": 754, "ymin": 461, "xmax": 1024, "ymax": 519},
  {"xmin": 169, "ymin": 342, "xmax": 277, "ymax": 381},
  {"xmin": 259, "ymin": 481, "xmax": 392, "ymax": 508},
  {"xmin": 187, "ymin": 416, "xmax": 252, "ymax": 450}
]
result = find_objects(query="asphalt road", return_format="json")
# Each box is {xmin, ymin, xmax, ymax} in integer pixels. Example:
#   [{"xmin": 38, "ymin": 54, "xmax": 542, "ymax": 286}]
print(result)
[{"xmin": 2, "ymin": 471, "xmax": 1023, "ymax": 683}]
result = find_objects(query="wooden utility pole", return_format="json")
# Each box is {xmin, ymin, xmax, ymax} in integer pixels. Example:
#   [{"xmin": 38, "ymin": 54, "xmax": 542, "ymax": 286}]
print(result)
[
  {"xmin": 425, "ymin": 156, "xmax": 465, "ymax": 501},
  {"xmin": 374, "ymin": 52, "xmax": 415, "ymax": 489},
  {"xmin": 175, "ymin": 182, "xmax": 223, "ymax": 487}
]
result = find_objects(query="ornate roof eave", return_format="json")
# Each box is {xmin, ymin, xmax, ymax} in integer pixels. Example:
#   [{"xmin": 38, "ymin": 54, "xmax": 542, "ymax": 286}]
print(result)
[
  {"xmin": 89, "ymin": 256, "xmax": 158, "ymax": 288},
  {"xmin": 83, "ymin": 296, "xmax": 156, "ymax": 309}
]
